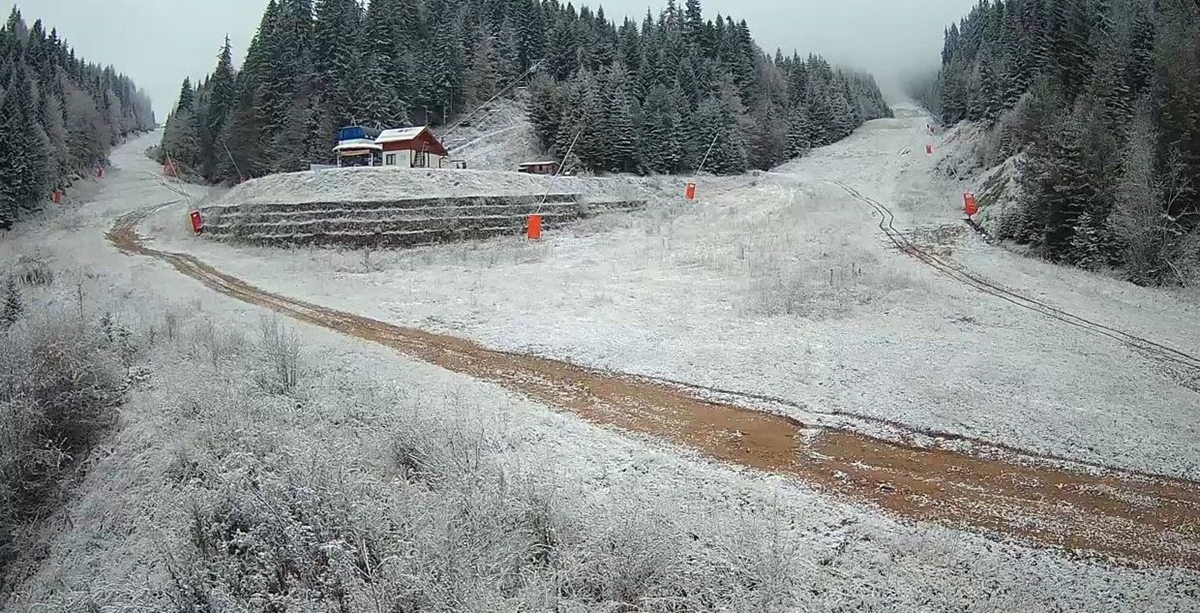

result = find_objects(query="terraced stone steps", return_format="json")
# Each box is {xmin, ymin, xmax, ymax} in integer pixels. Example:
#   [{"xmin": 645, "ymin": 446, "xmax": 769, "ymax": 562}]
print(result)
[{"xmin": 200, "ymin": 193, "xmax": 645, "ymax": 249}]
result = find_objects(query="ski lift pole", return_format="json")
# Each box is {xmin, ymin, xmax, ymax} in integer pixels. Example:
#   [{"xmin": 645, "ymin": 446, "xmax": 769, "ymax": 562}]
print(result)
[
  {"xmin": 528, "ymin": 129, "xmax": 582, "ymax": 241},
  {"xmin": 695, "ymin": 132, "xmax": 721, "ymax": 175},
  {"xmin": 686, "ymin": 132, "xmax": 721, "ymax": 201},
  {"xmin": 222, "ymin": 141, "xmax": 245, "ymax": 183},
  {"xmin": 535, "ymin": 128, "xmax": 582, "ymax": 215}
]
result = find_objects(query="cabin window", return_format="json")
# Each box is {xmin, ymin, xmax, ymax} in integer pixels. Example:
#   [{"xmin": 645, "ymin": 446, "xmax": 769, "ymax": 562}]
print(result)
[{"xmin": 385, "ymin": 154, "xmax": 397, "ymax": 166}]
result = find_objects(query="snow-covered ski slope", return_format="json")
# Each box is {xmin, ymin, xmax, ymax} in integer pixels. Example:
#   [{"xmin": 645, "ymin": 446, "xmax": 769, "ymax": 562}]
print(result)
[
  {"xmin": 437, "ymin": 97, "xmax": 541, "ymax": 171},
  {"xmin": 4, "ymin": 125, "xmax": 1198, "ymax": 611},
  {"xmin": 148, "ymin": 104, "xmax": 1200, "ymax": 481}
]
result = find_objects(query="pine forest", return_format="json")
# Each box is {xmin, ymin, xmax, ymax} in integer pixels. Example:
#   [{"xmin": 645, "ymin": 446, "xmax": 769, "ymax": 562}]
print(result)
[
  {"xmin": 159, "ymin": 0, "xmax": 892, "ymax": 183},
  {"xmin": 0, "ymin": 8, "xmax": 156, "ymax": 230},
  {"xmin": 913, "ymin": 0, "xmax": 1200, "ymax": 285}
]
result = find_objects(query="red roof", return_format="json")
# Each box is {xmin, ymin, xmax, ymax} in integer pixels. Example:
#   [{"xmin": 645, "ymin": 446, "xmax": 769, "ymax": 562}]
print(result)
[{"xmin": 375, "ymin": 126, "xmax": 448, "ymax": 157}]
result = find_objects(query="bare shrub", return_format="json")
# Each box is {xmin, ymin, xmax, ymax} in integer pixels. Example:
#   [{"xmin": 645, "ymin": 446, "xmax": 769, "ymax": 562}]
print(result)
[
  {"xmin": 179, "ymin": 316, "xmax": 245, "ymax": 373},
  {"xmin": 161, "ymin": 383, "xmax": 817, "ymax": 613},
  {"xmin": 360, "ymin": 247, "xmax": 385, "ymax": 273},
  {"xmin": 255, "ymin": 316, "xmax": 303, "ymax": 395},
  {"xmin": 162, "ymin": 309, "xmax": 180, "ymax": 342},
  {"xmin": 0, "ymin": 311, "xmax": 125, "ymax": 583},
  {"xmin": 748, "ymin": 253, "xmax": 922, "ymax": 320},
  {"xmin": 14, "ymin": 255, "xmax": 54, "ymax": 287},
  {"xmin": 1111, "ymin": 104, "xmax": 1200, "ymax": 287}
]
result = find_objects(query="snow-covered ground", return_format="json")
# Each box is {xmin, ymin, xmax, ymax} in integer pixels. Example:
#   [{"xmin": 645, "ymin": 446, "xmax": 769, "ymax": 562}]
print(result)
[
  {"xmin": 148, "ymin": 105, "xmax": 1200, "ymax": 481},
  {"xmin": 204, "ymin": 164, "xmax": 673, "ymax": 208},
  {"xmin": 438, "ymin": 96, "xmax": 542, "ymax": 171},
  {"xmin": 5, "ymin": 122, "xmax": 1200, "ymax": 610}
]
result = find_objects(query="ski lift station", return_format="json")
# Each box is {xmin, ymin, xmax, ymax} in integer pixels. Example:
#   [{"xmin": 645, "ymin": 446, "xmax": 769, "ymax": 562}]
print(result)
[
  {"xmin": 332, "ymin": 126, "xmax": 382, "ymax": 167},
  {"xmin": 334, "ymin": 125, "xmax": 455, "ymax": 169}
]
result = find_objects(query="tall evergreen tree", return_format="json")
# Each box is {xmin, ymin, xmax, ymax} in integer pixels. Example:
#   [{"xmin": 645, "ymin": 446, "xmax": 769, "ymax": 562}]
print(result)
[
  {"xmin": 603, "ymin": 65, "xmax": 638, "ymax": 172},
  {"xmin": 640, "ymin": 83, "xmax": 684, "ymax": 173},
  {"xmin": 0, "ymin": 62, "xmax": 48, "ymax": 226},
  {"xmin": 166, "ymin": 0, "xmax": 890, "ymax": 181},
  {"xmin": 178, "ymin": 77, "xmax": 195, "ymax": 112},
  {"xmin": 200, "ymin": 37, "xmax": 237, "ymax": 177},
  {"xmin": 924, "ymin": 0, "xmax": 1200, "ymax": 281}
]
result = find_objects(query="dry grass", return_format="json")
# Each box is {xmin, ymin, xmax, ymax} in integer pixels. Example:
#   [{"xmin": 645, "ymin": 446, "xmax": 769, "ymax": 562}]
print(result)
[
  {"xmin": 663, "ymin": 184, "xmax": 931, "ymax": 320},
  {"xmin": 1, "ymin": 261, "xmax": 1191, "ymax": 613},
  {"xmin": 255, "ymin": 316, "xmax": 304, "ymax": 396},
  {"xmin": 0, "ymin": 280, "xmax": 131, "ymax": 593}
]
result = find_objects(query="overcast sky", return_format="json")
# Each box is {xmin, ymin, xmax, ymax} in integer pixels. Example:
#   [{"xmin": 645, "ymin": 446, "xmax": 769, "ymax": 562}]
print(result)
[{"xmin": 6, "ymin": 0, "xmax": 976, "ymax": 119}]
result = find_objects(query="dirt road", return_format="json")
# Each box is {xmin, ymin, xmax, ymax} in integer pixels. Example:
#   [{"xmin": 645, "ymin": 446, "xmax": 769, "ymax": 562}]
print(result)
[{"xmin": 110, "ymin": 206, "xmax": 1200, "ymax": 570}]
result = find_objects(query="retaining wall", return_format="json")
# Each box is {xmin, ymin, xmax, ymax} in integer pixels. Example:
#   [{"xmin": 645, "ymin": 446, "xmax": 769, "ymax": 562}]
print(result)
[{"xmin": 199, "ymin": 193, "xmax": 645, "ymax": 248}]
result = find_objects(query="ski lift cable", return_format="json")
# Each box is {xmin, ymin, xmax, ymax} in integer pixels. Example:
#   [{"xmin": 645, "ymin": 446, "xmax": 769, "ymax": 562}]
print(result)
[
  {"xmin": 442, "ymin": 59, "xmax": 546, "ymax": 141},
  {"xmin": 222, "ymin": 140, "xmax": 245, "ymax": 183},
  {"xmin": 695, "ymin": 132, "xmax": 721, "ymax": 176},
  {"xmin": 535, "ymin": 127, "xmax": 582, "ymax": 216},
  {"xmin": 157, "ymin": 152, "xmax": 194, "ymax": 208}
]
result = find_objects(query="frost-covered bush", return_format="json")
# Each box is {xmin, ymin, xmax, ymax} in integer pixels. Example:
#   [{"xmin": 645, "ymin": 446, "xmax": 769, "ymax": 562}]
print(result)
[
  {"xmin": 157, "ymin": 373, "xmax": 804, "ymax": 613},
  {"xmin": 254, "ymin": 316, "xmax": 303, "ymax": 395},
  {"xmin": 13, "ymin": 254, "xmax": 54, "ymax": 288},
  {"xmin": 0, "ymin": 303, "xmax": 128, "ymax": 586}
]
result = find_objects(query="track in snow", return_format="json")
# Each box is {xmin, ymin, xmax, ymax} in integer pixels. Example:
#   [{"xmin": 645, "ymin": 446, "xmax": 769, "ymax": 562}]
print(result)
[
  {"xmin": 827, "ymin": 179, "xmax": 1200, "ymax": 390},
  {"xmin": 110, "ymin": 204, "xmax": 1200, "ymax": 570}
]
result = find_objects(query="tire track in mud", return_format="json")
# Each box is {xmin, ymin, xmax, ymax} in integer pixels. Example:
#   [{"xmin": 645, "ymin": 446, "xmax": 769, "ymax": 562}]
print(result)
[{"xmin": 110, "ymin": 205, "xmax": 1200, "ymax": 570}]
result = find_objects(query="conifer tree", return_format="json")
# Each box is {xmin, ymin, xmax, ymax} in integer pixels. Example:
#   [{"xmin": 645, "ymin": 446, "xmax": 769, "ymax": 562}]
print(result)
[
  {"xmin": 200, "ymin": 37, "xmax": 237, "ymax": 178},
  {"xmin": 0, "ymin": 61, "xmax": 47, "ymax": 227},
  {"xmin": 603, "ymin": 65, "xmax": 639, "ymax": 172},
  {"xmin": 178, "ymin": 78, "xmax": 195, "ymax": 112},
  {"xmin": 1, "ymin": 276, "xmax": 23, "ymax": 328},
  {"xmin": 639, "ymin": 84, "xmax": 684, "ymax": 173},
  {"xmin": 529, "ymin": 74, "xmax": 566, "ymax": 152},
  {"xmin": 219, "ymin": 77, "xmax": 268, "ymax": 181},
  {"xmin": 164, "ymin": 0, "xmax": 891, "ymax": 181},
  {"xmin": 786, "ymin": 103, "xmax": 813, "ymax": 157}
]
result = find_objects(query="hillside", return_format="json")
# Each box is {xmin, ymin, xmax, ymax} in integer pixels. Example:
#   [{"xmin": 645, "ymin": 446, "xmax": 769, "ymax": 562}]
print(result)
[
  {"xmin": 6, "ymin": 0, "xmax": 1200, "ymax": 609},
  {"xmin": 0, "ymin": 8, "xmax": 155, "ymax": 230},
  {"xmin": 3, "ymin": 105, "xmax": 1197, "ymax": 612},
  {"xmin": 436, "ymin": 97, "xmax": 541, "ymax": 171},
  {"xmin": 911, "ymin": 0, "xmax": 1200, "ymax": 286},
  {"xmin": 159, "ymin": 0, "xmax": 890, "ymax": 183}
]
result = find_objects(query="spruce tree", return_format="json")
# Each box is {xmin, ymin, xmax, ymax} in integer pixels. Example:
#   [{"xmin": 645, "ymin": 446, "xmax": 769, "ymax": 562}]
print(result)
[
  {"xmin": 529, "ymin": 74, "xmax": 566, "ymax": 152},
  {"xmin": 786, "ymin": 102, "xmax": 813, "ymax": 157},
  {"xmin": 313, "ymin": 0, "xmax": 361, "ymax": 126},
  {"xmin": 220, "ymin": 76, "xmax": 268, "ymax": 181},
  {"xmin": 178, "ymin": 78, "xmax": 195, "ymax": 112},
  {"xmin": 746, "ymin": 99, "xmax": 786, "ymax": 170},
  {"xmin": 1, "ymin": 276, "xmax": 23, "ymax": 328},
  {"xmin": 465, "ymin": 35, "xmax": 502, "ymax": 109},
  {"xmin": 604, "ymin": 66, "xmax": 638, "ymax": 172},
  {"xmin": 200, "ymin": 37, "xmax": 237, "ymax": 178},
  {"xmin": 1026, "ymin": 109, "xmax": 1094, "ymax": 257},
  {"xmin": 0, "ymin": 62, "xmax": 46, "ymax": 227},
  {"xmin": 513, "ymin": 0, "xmax": 547, "ymax": 73},
  {"xmin": 362, "ymin": 0, "xmax": 408, "ymax": 127},
  {"xmin": 640, "ymin": 84, "xmax": 684, "ymax": 173},
  {"xmin": 548, "ymin": 12, "xmax": 580, "ymax": 81},
  {"xmin": 805, "ymin": 85, "xmax": 835, "ymax": 147}
]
